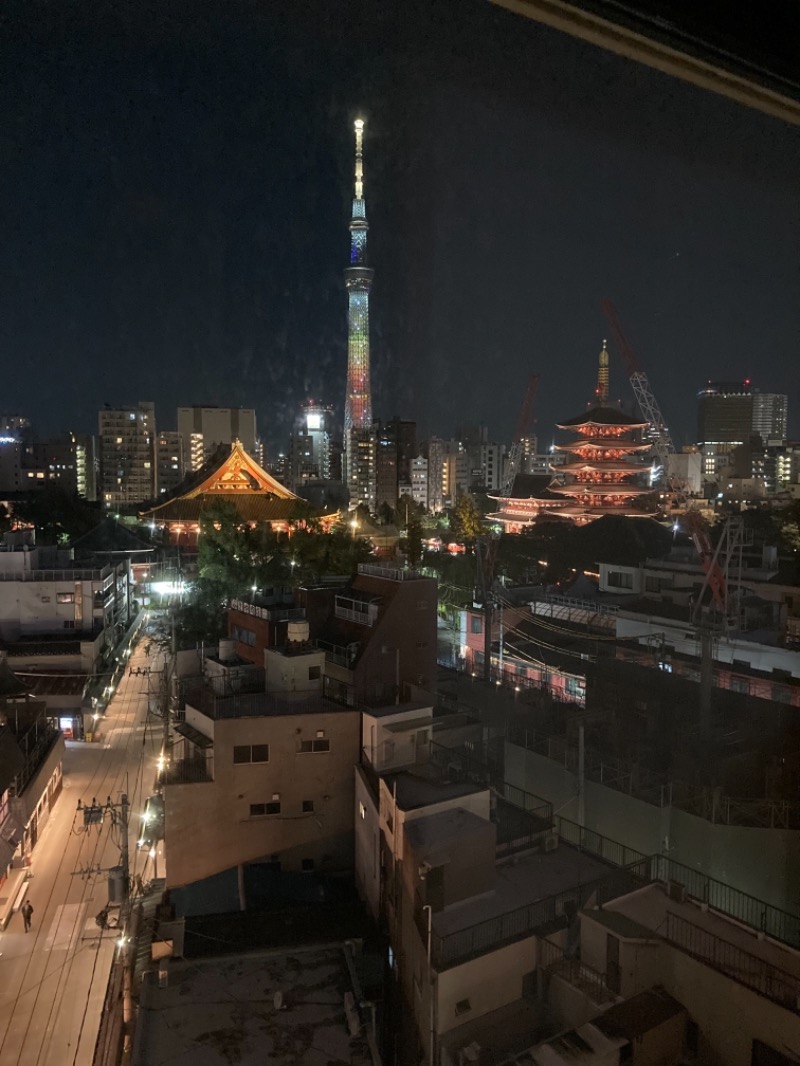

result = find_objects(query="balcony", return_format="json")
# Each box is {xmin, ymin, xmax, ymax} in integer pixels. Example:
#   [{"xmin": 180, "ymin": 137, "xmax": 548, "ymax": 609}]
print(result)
[
  {"xmin": 163, "ymin": 755, "xmax": 214, "ymax": 785},
  {"xmin": 334, "ymin": 593, "xmax": 379, "ymax": 626}
]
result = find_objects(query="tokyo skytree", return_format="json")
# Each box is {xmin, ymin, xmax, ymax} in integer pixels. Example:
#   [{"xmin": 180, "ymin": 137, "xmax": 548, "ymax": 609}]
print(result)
[{"xmin": 343, "ymin": 118, "xmax": 374, "ymax": 486}]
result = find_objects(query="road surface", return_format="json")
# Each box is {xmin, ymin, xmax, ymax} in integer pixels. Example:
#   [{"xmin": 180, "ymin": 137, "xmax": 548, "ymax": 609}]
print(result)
[{"xmin": 0, "ymin": 625, "xmax": 166, "ymax": 1066}]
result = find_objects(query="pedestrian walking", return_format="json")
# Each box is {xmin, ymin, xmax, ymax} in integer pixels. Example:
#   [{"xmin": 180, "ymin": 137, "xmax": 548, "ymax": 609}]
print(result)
[{"xmin": 21, "ymin": 900, "xmax": 33, "ymax": 933}]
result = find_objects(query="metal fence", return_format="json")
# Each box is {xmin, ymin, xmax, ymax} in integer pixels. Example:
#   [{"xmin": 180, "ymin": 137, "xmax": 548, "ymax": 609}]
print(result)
[
  {"xmin": 651, "ymin": 856, "xmax": 800, "ymax": 948},
  {"xmin": 428, "ymin": 863, "xmax": 648, "ymax": 970},
  {"xmin": 507, "ymin": 726, "xmax": 800, "ymax": 828},
  {"xmin": 537, "ymin": 936, "xmax": 615, "ymax": 1005},
  {"xmin": 665, "ymin": 910, "xmax": 800, "ymax": 1012},
  {"xmin": 556, "ymin": 817, "xmax": 648, "ymax": 870}
]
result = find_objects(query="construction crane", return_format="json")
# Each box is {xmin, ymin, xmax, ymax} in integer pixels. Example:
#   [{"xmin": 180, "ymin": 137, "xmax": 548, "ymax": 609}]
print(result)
[
  {"xmin": 502, "ymin": 373, "xmax": 540, "ymax": 498},
  {"xmin": 601, "ymin": 299, "xmax": 676, "ymax": 485}
]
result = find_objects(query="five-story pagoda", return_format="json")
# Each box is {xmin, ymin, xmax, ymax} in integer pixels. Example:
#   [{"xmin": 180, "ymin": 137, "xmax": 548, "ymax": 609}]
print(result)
[{"xmin": 549, "ymin": 341, "xmax": 654, "ymax": 523}]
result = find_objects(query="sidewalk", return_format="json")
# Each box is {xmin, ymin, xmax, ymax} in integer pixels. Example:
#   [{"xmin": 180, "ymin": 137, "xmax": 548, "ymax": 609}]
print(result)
[{"xmin": 0, "ymin": 629, "xmax": 164, "ymax": 1066}]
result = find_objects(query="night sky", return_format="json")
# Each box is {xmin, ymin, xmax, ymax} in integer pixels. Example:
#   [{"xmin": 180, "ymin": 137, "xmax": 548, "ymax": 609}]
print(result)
[{"xmin": 2, "ymin": 0, "xmax": 798, "ymax": 453}]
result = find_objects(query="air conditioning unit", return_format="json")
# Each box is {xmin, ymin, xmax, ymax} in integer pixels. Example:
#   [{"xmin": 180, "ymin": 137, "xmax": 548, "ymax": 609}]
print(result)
[{"xmin": 544, "ymin": 832, "xmax": 559, "ymax": 853}]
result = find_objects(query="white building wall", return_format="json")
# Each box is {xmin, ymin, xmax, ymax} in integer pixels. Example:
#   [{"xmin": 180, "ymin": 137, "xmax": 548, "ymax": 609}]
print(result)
[{"xmin": 354, "ymin": 768, "xmax": 381, "ymax": 920}]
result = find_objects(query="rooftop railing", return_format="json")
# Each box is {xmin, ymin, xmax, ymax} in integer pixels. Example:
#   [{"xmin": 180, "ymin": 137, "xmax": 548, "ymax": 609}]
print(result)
[
  {"xmin": 651, "ymin": 855, "xmax": 800, "ymax": 948},
  {"xmin": 425, "ymin": 862, "xmax": 648, "ymax": 971},
  {"xmin": 0, "ymin": 567, "xmax": 112, "ymax": 582},
  {"xmin": 357, "ymin": 563, "xmax": 424, "ymax": 582},
  {"xmin": 665, "ymin": 909, "xmax": 800, "ymax": 1013}
]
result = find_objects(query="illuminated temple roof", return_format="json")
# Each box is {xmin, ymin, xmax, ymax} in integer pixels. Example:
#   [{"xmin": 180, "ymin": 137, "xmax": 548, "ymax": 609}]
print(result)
[
  {"xmin": 140, "ymin": 441, "xmax": 335, "ymax": 533},
  {"xmin": 556, "ymin": 404, "xmax": 649, "ymax": 430}
]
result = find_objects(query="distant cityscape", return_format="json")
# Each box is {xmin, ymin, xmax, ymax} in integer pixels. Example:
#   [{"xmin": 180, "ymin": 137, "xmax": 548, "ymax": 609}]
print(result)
[{"xmin": 1, "ymin": 30, "xmax": 799, "ymax": 1066}]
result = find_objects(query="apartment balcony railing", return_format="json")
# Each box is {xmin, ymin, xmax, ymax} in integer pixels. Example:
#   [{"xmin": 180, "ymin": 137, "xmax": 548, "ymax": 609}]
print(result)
[
  {"xmin": 316, "ymin": 639, "xmax": 359, "ymax": 668},
  {"xmin": 163, "ymin": 755, "xmax": 213, "ymax": 785},
  {"xmin": 665, "ymin": 909, "xmax": 800, "ymax": 1013}
]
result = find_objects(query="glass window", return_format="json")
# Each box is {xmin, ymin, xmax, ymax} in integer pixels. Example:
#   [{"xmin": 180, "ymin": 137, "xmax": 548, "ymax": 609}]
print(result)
[
  {"xmin": 302, "ymin": 800, "xmax": 314, "ymax": 813},
  {"xmin": 57, "ymin": 592, "xmax": 75, "ymax": 604},
  {"xmin": 470, "ymin": 616, "xmax": 482, "ymax": 634},
  {"xmin": 297, "ymin": 738, "xmax": 330, "ymax": 753},
  {"xmin": 234, "ymin": 744, "xmax": 269, "ymax": 764}
]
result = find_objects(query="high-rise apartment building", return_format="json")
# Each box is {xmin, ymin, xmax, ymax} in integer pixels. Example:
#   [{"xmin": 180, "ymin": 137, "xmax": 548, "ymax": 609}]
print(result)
[
  {"xmin": 424, "ymin": 438, "xmax": 445, "ymax": 514},
  {"xmin": 98, "ymin": 402, "xmax": 156, "ymax": 507},
  {"xmin": 348, "ymin": 427, "xmax": 377, "ymax": 512},
  {"xmin": 177, "ymin": 406, "xmax": 258, "ymax": 472},
  {"xmin": 156, "ymin": 431, "xmax": 185, "ymax": 497},
  {"xmin": 375, "ymin": 418, "xmax": 416, "ymax": 510},
  {"xmin": 410, "ymin": 455, "xmax": 428, "ymax": 509}
]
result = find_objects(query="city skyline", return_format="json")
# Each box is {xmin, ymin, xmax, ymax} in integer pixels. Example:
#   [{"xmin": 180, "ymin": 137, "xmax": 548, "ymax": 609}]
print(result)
[{"xmin": 2, "ymin": 0, "xmax": 798, "ymax": 452}]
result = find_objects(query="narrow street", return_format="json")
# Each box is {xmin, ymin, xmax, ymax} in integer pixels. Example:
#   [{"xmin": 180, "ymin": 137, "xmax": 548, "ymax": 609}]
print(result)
[{"xmin": 0, "ymin": 624, "xmax": 166, "ymax": 1066}]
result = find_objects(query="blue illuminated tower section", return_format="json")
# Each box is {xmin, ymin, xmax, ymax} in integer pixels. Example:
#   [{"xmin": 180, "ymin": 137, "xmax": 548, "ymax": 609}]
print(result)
[{"xmin": 343, "ymin": 118, "xmax": 374, "ymax": 492}]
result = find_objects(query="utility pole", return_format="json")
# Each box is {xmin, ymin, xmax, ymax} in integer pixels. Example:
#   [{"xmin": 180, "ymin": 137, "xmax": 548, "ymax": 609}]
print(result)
[
  {"xmin": 158, "ymin": 612, "xmax": 176, "ymax": 787},
  {"xmin": 120, "ymin": 792, "xmax": 130, "ymax": 898}
]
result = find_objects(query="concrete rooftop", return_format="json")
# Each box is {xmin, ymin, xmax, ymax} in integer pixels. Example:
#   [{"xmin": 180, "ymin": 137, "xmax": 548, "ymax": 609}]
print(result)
[
  {"xmin": 132, "ymin": 944, "xmax": 370, "ymax": 1066},
  {"xmin": 433, "ymin": 844, "xmax": 613, "ymax": 938}
]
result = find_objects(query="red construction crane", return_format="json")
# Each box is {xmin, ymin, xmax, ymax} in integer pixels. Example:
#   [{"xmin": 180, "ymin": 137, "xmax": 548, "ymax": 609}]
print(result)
[
  {"xmin": 502, "ymin": 373, "xmax": 540, "ymax": 497},
  {"xmin": 682, "ymin": 509, "xmax": 727, "ymax": 616}
]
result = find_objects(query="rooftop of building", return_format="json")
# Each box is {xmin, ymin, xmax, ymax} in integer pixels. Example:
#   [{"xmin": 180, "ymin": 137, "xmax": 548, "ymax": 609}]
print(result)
[
  {"xmin": 13, "ymin": 670, "xmax": 87, "ymax": 697},
  {"xmin": 0, "ymin": 635, "xmax": 96, "ymax": 657},
  {"xmin": 363, "ymin": 698, "xmax": 433, "ymax": 720},
  {"xmin": 430, "ymin": 844, "xmax": 614, "ymax": 940},
  {"xmin": 184, "ymin": 685, "xmax": 352, "ymax": 721},
  {"xmin": 527, "ymin": 1022, "xmax": 626, "ymax": 1064},
  {"xmin": 132, "ymin": 944, "xmax": 372, "ymax": 1066},
  {"xmin": 404, "ymin": 807, "xmax": 492, "ymax": 866},
  {"xmin": 594, "ymin": 986, "xmax": 685, "ymax": 1042},
  {"xmin": 381, "ymin": 768, "xmax": 486, "ymax": 811},
  {"xmin": 556, "ymin": 404, "xmax": 649, "ymax": 430}
]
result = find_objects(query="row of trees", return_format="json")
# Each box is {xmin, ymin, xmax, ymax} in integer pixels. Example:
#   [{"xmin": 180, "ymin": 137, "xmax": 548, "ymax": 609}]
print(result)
[{"xmin": 170, "ymin": 500, "xmax": 374, "ymax": 645}]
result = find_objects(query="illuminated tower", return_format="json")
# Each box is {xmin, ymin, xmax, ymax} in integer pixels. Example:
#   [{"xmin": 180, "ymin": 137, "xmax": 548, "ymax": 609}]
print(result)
[{"xmin": 343, "ymin": 118, "xmax": 375, "ymax": 503}]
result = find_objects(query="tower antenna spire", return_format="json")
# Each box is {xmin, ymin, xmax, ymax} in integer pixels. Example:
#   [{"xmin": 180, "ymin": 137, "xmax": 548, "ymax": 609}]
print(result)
[
  {"xmin": 354, "ymin": 117, "xmax": 364, "ymax": 200},
  {"xmin": 596, "ymin": 339, "xmax": 609, "ymax": 403}
]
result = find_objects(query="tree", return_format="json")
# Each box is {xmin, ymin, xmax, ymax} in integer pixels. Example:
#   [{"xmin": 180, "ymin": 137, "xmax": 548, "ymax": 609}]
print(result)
[
  {"xmin": 406, "ymin": 512, "xmax": 423, "ymax": 567},
  {"xmin": 13, "ymin": 485, "xmax": 101, "ymax": 543},
  {"xmin": 451, "ymin": 493, "xmax": 482, "ymax": 545}
]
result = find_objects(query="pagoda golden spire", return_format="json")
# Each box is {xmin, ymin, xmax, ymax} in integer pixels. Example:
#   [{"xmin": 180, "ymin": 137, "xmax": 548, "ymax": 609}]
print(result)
[{"xmin": 596, "ymin": 338, "xmax": 610, "ymax": 403}]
